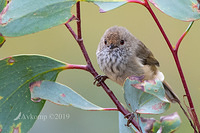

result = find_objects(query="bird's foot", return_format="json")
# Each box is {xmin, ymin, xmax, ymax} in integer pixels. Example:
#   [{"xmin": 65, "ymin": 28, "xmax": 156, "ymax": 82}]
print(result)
[
  {"xmin": 124, "ymin": 112, "xmax": 135, "ymax": 126},
  {"xmin": 93, "ymin": 75, "xmax": 108, "ymax": 87}
]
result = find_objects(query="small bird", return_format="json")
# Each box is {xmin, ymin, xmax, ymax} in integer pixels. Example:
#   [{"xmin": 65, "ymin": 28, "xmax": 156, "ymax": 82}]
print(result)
[{"xmin": 96, "ymin": 26, "xmax": 179, "ymax": 103}]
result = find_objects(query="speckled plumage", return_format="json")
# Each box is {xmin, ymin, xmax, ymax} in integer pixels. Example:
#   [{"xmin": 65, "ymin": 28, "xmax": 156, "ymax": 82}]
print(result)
[{"xmin": 96, "ymin": 26, "xmax": 179, "ymax": 103}]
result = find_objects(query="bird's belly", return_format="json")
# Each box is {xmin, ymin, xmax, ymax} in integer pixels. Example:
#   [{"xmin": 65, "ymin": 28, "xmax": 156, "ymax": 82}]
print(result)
[{"xmin": 97, "ymin": 51, "xmax": 143, "ymax": 85}]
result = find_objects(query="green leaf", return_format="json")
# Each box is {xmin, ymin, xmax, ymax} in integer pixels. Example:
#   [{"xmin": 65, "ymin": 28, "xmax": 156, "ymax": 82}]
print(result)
[
  {"xmin": 30, "ymin": 80, "xmax": 103, "ymax": 110},
  {"xmin": 151, "ymin": 120, "xmax": 161, "ymax": 132},
  {"xmin": 118, "ymin": 112, "xmax": 162, "ymax": 133},
  {"xmin": 0, "ymin": 33, "xmax": 5, "ymax": 47},
  {"xmin": 0, "ymin": 0, "xmax": 7, "ymax": 13},
  {"xmin": 140, "ymin": 112, "xmax": 181, "ymax": 133},
  {"xmin": 149, "ymin": 0, "xmax": 200, "ymax": 21},
  {"xmin": 136, "ymin": 113, "xmax": 181, "ymax": 133},
  {"xmin": 0, "ymin": 0, "xmax": 129, "ymax": 37},
  {"xmin": 118, "ymin": 112, "xmax": 136, "ymax": 133},
  {"xmin": 0, "ymin": 0, "xmax": 76, "ymax": 37},
  {"xmin": 159, "ymin": 112, "xmax": 181, "ymax": 132},
  {"xmin": 123, "ymin": 75, "xmax": 170, "ymax": 114},
  {"xmin": 0, "ymin": 55, "xmax": 67, "ymax": 133},
  {"xmin": 139, "ymin": 117, "xmax": 159, "ymax": 133}
]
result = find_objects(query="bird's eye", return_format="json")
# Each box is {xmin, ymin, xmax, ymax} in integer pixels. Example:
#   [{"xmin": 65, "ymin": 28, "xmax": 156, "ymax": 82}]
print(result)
[
  {"xmin": 120, "ymin": 40, "xmax": 124, "ymax": 45},
  {"xmin": 104, "ymin": 40, "xmax": 107, "ymax": 45}
]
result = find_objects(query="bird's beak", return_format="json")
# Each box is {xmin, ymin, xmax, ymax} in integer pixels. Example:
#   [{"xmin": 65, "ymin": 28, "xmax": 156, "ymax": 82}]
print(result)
[{"xmin": 109, "ymin": 44, "xmax": 118, "ymax": 49}]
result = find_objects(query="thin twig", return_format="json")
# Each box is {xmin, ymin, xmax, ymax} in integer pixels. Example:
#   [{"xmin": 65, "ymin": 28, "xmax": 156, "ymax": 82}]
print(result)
[
  {"xmin": 65, "ymin": 1, "xmax": 140, "ymax": 131},
  {"xmin": 174, "ymin": 21, "xmax": 194, "ymax": 54},
  {"xmin": 178, "ymin": 102, "xmax": 198, "ymax": 133},
  {"xmin": 76, "ymin": 2, "xmax": 82, "ymax": 40},
  {"xmin": 128, "ymin": 0, "xmax": 200, "ymax": 131},
  {"xmin": 66, "ymin": 15, "xmax": 77, "ymax": 24},
  {"xmin": 142, "ymin": 0, "xmax": 200, "ymax": 131},
  {"xmin": 65, "ymin": 22, "xmax": 140, "ymax": 132},
  {"xmin": 144, "ymin": 1, "xmax": 174, "ymax": 53}
]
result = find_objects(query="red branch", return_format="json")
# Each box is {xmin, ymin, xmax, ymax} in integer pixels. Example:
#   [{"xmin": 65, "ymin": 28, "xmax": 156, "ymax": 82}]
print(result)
[
  {"xmin": 128, "ymin": 0, "xmax": 200, "ymax": 131},
  {"xmin": 65, "ymin": 1, "xmax": 140, "ymax": 131},
  {"xmin": 65, "ymin": 1, "xmax": 200, "ymax": 132}
]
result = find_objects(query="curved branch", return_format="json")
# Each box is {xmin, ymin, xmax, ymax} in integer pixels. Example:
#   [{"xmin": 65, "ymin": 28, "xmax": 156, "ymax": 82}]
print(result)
[
  {"xmin": 129, "ymin": 0, "xmax": 200, "ymax": 131},
  {"xmin": 174, "ymin": 21, "xmax": 194, "ymax": 54},
  {"xmin": 142, "ymin": 1, "xmax": 200, "ymax": 131},
  {"xmin": 144, "ymin": 2, "xmax": 174, "ymax": 53},
  {"xmin": 65, "ymin": 1, "xmax": 140, "ymax": 130}
]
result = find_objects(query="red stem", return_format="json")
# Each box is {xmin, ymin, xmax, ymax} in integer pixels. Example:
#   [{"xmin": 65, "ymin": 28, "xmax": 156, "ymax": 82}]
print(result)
[
  {"xmin": 102, "ymin": 108, "xmax": 119, "ymax": 111},
  {"xmin": 144, "ymin": 1, "xmax": 174, "ymax": 53},
  {"xmin": 76, "ymin": 2, "xmax": 82, "ymax": 40},
  {"xmin": 65, "ymin": 64, "xmax": 89, "ymax": 71},
  {"xmin": 175, "ymin": 21, "xmax": 194, "ymax": 53},
  {"xmin": 128, "ymin": 0, "xmax": 200, "ymax": 131},
  {"xmin": 66, "ymin": 1, "xmax": 200, "ymax": 131},
  {"xmin": 88, "ymin": 108, "xmax": 118, "ymax": 111},
  {"xmin": 65, "ymin": 1, "xmax": 140, "ymax": 130},
  {"xmin": 174, "ymin": 32, "xmax": 186, "ymax": 54},
  {"xmin": 173, "ymin": 48, "xmax": 200, "ymax": 131},
  {"xmin": 65, "ymin": 23, "xmax": 77, "ymax": 39},
  {"xmin": 66, "ymin": 15, "xmax": 77, "ymax": 24},
  {"xmin": 127, "ymin": 0, "xmax": 145, "ymax": 5},
  {"xmin": 142, "ymin": 0, "xmax": 200, "ymax": 131}
]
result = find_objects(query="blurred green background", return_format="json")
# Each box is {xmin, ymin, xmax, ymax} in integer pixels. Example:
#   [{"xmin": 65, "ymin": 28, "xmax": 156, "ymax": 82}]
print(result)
[{"xmin": 1, "ymin": 2, "xmax": 200, "ymax": 133}]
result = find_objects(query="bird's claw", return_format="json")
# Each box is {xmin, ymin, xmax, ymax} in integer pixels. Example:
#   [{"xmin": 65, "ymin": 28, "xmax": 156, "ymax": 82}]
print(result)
[
  {"xmin": 93, "ymin": 75, "xmax": 108, "ymax": 87},
  {"xmin": 124, "ymin": 112, "xmax": 135, "ymax": 126}
]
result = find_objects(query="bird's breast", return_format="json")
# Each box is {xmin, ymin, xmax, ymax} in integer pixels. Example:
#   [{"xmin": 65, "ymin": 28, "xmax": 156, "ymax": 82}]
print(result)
[{"xmin": 97, "ymin": 49, "xmax": 131, "ymax": 85}]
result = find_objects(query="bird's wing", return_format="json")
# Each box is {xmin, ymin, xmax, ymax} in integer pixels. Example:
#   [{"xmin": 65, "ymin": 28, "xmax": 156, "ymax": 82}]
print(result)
[
  {"xmin": 136, "ymin": 41, "xmax": 160, "ymax": 67},
  {"xmin": 135, "ymin": 41, "xmax": 180, "ymax": 103}
]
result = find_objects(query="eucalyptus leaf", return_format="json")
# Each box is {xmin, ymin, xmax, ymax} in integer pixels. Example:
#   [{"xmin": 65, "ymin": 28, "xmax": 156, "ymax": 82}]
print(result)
[
  {"xmin": 139, "ymin": 117, "xmax": 158, "ymax": 133},
  {"xmin": 0, "ymin": 55, "xmax": 67, "ymax": 133},
  {"xmin": 118, "ymin": 112, "xmax": 136, "ymax": 133},
  {"xmin": 0, "ymin": 33, "xmax": 5, "ymax": 47},
  {"xmin": 30, "ymin": 80, "xmax": 103, "ymax": 111},
  {"xmin": 0, "ymin": 0, "xmax": 130, "ymax": 37},
  {"xmin": 0, "ymin": 0, "xmax": 76, "ymax": 37},
  {"xmin": 123, "ymin": 75, "xmax": 170, "ymax": 114},
  {"xmin": 149, "ymin": 0, "xmax": 200, "ymax": 21},
  {"xmin": 159, "ymin": 112, "xmax": 181, "ymax": 132},
  {"xmin": 0, "ymin": 0, "xmax": 6, "ymax": 13}
]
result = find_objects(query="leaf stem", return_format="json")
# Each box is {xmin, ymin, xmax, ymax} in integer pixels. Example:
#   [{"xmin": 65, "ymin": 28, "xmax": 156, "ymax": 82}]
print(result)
[
  {"xmin": 65, "ymin": 1, "xmax": 140, "ymax": 130},
  {"xmin": 87, "ymin": 108, "xmax": 118, "ymax": 111},
  {"xmin": 65, "ymin": 64, "xmax": 89, "ymax": 71},
  {"xmin": 66, "ymin": 15, "xmax": 77, "ymax": 24},
  {"xmin": 65, "ymin": 23, "xmax": 77, "ymax": 40},
  {"xmin": 127, "ymin": 0, "xmax": 145, "ymax": 5},
  {"xmin": 102, "ymin": 108, "xmax": 119, "ymax": 111},
  {"xmin": 174, "ymin": 21, "xmax": 194, "ymax": 54}
]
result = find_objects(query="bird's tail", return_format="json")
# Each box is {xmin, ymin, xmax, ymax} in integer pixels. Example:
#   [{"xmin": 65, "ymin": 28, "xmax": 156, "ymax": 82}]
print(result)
[
  {"xmin": 162, "ymin": 80, "xmax": 180, "ymax": 103},
  {"xmin": 163, "ymin": 81, "xmax": 197, "ymax": 130}
]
